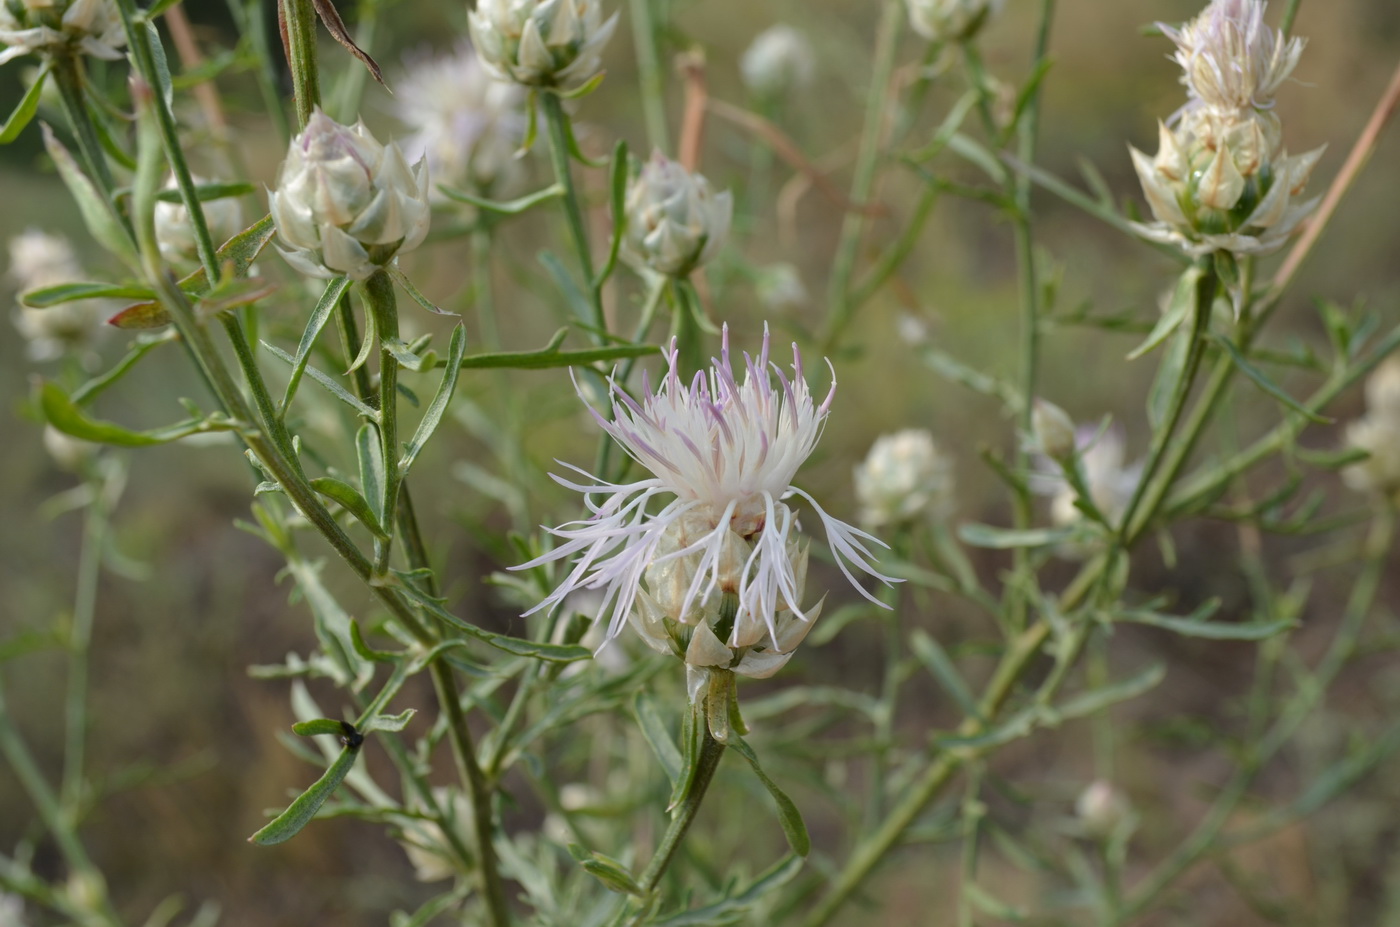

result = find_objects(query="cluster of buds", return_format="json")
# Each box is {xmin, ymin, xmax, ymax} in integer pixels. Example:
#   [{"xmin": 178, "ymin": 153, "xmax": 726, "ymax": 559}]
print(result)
[
  {"xmin": 622, "ymin": 152, "xmax": 732, "ymax": 278},
  {"xmin": 1131, "ymin": 0, "xmax": 1323, "ymax": 257},
  {"xmin": 853, "ymin": 429, "xmax": 955, "ymax": 529},
  {"xmin": 9, "ymin": 228, "xmax": 107, "ymax": 361},
  {"xmin": 269, "ymin": 111, "xmax": 430, "ymax": 281},
  {"xmin": 468, "ymin": 0, "xmax": 618, "ymax": 92},
  {"xmin": 154, "ymin": 176, "xmax": 244, "ymax": 269},
  {"xmin": 1342, "ymin": 358, "xmax": 1400, "ymax": 498},
  {"xmin": 517, "ymin": 326, "xmax": 895, "ymax": 698},
  {"xmin": 0, "ymin": 0, "xmax": 124, "ymax": 66},
  {"xmin": 904, "ymin": 0, "xmax": 1001, "ymax": 44},
  {"xmin": 394, "ymin": 43, "xmax": 526, "ymax": 198},
  {"xmin": 740, "ymin": 25, "xmax": 815, "ymax": 100}
]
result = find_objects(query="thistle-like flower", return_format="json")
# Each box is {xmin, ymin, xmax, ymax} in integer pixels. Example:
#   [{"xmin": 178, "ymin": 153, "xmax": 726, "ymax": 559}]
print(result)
[
  {"xmin": 269, "ymin": 110, "xmax": 430, "ymax": 281},
  {"xmin": 1130, "ymin": 0, "xmax": 1323, "ymax": 258},
  {"xmin": 9, "ymin": 228, "xmax": 106, "ymax": 361},
  {"xmin": 0, "ymin": 0, "xmax": 125, "ymax": 66},
  {"xmin": 468, "ymin": 0, "xmax": 619, "ymax": 92},
  {"xmin": 904, "ymin": 0, "xmax": 1001, "ymax": 43},
  {"xmin": 853, "ymin": 429, "xmax": 955, "ymax": 529},
  {"xmin": 154, "ymin": 176, "xmax": 244, "ymax": 268},
  {"xmin": 622, "ymin": 152, "xmax": 732, "ymax": 278},
  {"xmin": 740, "ymin": 25, "xmax": 815, "ymax": 100},
  {"xmin": 393, "ymin": 43, "xmax": 526, "ymax": 198},
  {"xmin": 516, "ymin": 326, "xmax": 896, "ymax": 686},
  {"xmin": 1342, "ymin": 358, "xmax": 1400, "ymax": 497}
]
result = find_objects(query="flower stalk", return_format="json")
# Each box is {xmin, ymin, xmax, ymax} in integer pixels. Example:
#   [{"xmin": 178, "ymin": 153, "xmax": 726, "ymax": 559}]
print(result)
[{"xmin": 541, "ymin": 92, "xmax": 606, "ymax": 333}]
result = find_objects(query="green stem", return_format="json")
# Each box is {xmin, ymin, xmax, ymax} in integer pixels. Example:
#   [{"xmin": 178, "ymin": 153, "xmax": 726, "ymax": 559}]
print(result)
[
  {"xmin": 50, "ymin": 53, "xmax": 116, "ymax": 197},
  {"xmin": 0, "ymin": 677, "xmax": 123, "ymax": 927},
  {"xmin": 540, "ymin": 92, "xmax": 606, "ymax": 334},
  {"xmin": 281, "ymin": 0, "xmax": 322, "ymax": 128},
  {"xmin": 362, "ymin": 270, "xmax": 402, "ymax": 575},
  {"xmin": 228, "ymin": 0, "xmax": 291, "ymax": 143},
  {"xmin": 628, "ymin": 0, "xmax": 669, "ymax": 152},
  {"xmin": 60, "ymin": 474, "xmax": 110, "ymax": 814},
  {"xmin": 113, "ymin": 0, "xmax": 222, "ymax": 284},
  {"xmin": 822, "ymin": 0, "xmax": 902, "ymax": 350},
  {"xmin": 803, "ymin": 619, "xmax": 1051, "ymax": 927},
  {"xmin": 635, "ymin": 724, "xmax": 727, "ymax": 900},
  {"xmin": 472, "ymin": 226, "xmax": 502, "ymax": 351},
  {"xmin": 671, "ymin": 277, "xmax": 706, "ymax": 378}
]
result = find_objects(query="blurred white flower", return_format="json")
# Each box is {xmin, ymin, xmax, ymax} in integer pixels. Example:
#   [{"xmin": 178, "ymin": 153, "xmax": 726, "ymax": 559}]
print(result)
[
  {"xmin": 755, "ymin": 262, "xmax": 807, "ymax": 314},
  {"xmin": 904, "ymin": 0, "xmax": 1000, "ymax": 43},
  {"xmin": 740, "ymin": 25, "xmax": 815, "ymax": 99},
  {"xmin": 394, "ymin": 43, "xmax": 527, "ymax": 198},
  {"xmin": 853, "ymin": 429, "xmax": 954, "ymax": 529},
  {"xmin": 154, "ymin": 175, "xmax": 244, "ymax": 267},
  {"xmin": 269, "ymin": 110, "xmax": 430, "ymax": 280},
  {"xmin": 0, "ymin": 0, "xmax": 125, "ymax": 65},
  {"xmin": 8, "ymin": 228, "xmax": 107, "ymax": 361},
  {"xmin": 1343, "ymin": 358, "xmax": 1400, "ymax": 497},
  {"xmin": 622, "ymin": 151, "xmax": 732, "ymax": 277},
  {"xmin": 468, "ymin": 0, "xmax": 619, "ymax": 91},
  {"xmin": 516, "ymin": 325, "xmax": 896, "ymax": 686},
  {"xmin": 1076, "ymin": 779, "xmax": 1132, "ymax": 840},
  {"xmin": 1131, "ymin": 0, "xmax": 1322, "ymax": 258},
  {"xmin": 43, "ymin": 424, "xmax": 97, "ymax": 470},
  {"xmin": 1034, "ymin": 424, "xmax": 1143, "ymax": 534}
]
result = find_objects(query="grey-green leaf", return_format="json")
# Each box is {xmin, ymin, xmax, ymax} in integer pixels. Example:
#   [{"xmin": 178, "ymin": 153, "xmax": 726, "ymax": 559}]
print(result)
[
  {"xmin": 401, "ymin": 324, "xmax": 467, "ymax": 474},
  {"xmin": 248, "ymin": 744, "xmax": 359, "ymax": 845},
  {"xmin": 729, "ymin": 737, "xmax": 810, "ymax": 857}
]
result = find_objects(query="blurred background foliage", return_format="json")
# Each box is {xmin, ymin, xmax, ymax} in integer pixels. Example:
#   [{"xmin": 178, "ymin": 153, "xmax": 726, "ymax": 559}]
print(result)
[{"xmin": 1, "ymin": 0, "xmax": 1399, "ymax": 924}]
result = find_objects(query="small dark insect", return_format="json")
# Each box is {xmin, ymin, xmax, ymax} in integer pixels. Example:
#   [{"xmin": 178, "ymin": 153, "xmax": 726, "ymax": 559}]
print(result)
[{"xmin": 339, "ymin": 720, "xmax": 365, "ymax": 750}]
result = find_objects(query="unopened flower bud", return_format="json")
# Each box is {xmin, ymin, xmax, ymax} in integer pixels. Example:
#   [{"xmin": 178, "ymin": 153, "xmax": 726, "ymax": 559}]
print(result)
[
  {"xmin": 1032, "ymin": 399, "xmax": 1076, "ymax": 462},
  {"xmin": 1076, "ymin": 780, "xmax": 1131, "ymax": 840},
  {"xmin": 904, "ymin": 0, "xmax": 1000, "ymax": 43},
  {"xmin": 740, "ymin": 25, "xmax": 815, "ymax": 99},
  {"xmin": 269, "ymin": 110, "xmax": 430, "ymax": 281},
  {"xmin": 0, "ymin": 0, "xmax": 125, "ymax": 65},
  {"xmin": 468, "ymin": 0, "xmax": 619, "ymax": 91},
  {"xmin": 622, "ymin": 152, "xmax": 733, "ymax": 277},
  {"xmin": 1343, "ymin": 359, "xmax": 1400, "ymax": 498},
  {"xmin": 854, "ymin": 429, "xmax": 955, "ymax": 529},
  {"xmin": 154, "ymin": 176, "xmax": 244, "ymax": 267}
]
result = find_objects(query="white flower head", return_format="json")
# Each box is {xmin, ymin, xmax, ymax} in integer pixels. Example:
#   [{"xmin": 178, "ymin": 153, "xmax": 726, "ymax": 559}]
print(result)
[
  {"xmin": 622, "ymin": 151, "xmax": 733, "ymax": 278},
  {"xmin": 1161, "ymin": 0, "xmax": 1304, "ymax": 115},
  {"xmin": 854, "ymin": 429, "xmax": 955, "ymax": 529},
  {"xmin": 154, "ymin": 175, "xmax": 244, "ymax": 267},
  {"xmin": 1076, "ymin": 780, "xmax": 1132, "ymax": 840},
  {"xmin": 1343, "ymin": 358, "xmax": 1400, "ymax": 497},
  {"xmin": 468, "ymin": 0, "xmax": 619, "ymax": 91},
  {"xmin": 1131, "ymin": 0, "xmax": 1322, "ymax": 259},
  {"xmin": 516, "ymin": 325, "xmax": 897, "ymax": 683},
  {"xmin": 9, "ymin": 228, "xmax": 107, "ymax": 361},
  {"xmin": 394, "ymin": 42, "xmax": 527, "ymax": 198},
  {"xmin": 904, "ymin": 0, "xmax": 1001, "ymax": 43},
  {"xmin": 269, "ymin": 110, "xmax": 430, "ymax": 281},
  {"xmin": 740, "ymin": 25, "xmax": 816, "ymax": 99},
  {"xmin": 0, "ymin": 0, "xmax": 125, "ymax": 66}
]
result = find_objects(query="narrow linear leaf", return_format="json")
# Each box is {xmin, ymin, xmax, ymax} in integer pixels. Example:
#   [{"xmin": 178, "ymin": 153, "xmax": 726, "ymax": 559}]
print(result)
[
  {"xmin": 401, "ymin": 325, "xmax": 467, "ymax": 474},
  {"xmin": 350, "ymin": 621, "xmax": 401, "ymax": 663},
  {"xmin": 1148, "ymin": 320, "xmax": 1193, "ymax": 428},
  {"xmin": 154, "ymin": 182, "xmax": 256, "ymax": 203},
  {"xmin": 1127, "ymin": 266, "xmax": 1200, "ymax": 361},
  {"xmin": 540, "ymin": 250, "xmax": 594, "ymax": 324},
  {"xmin": 392, "ymin": 580, "xmax": 591, "ymax": 663},
  {"xmin": 281, "ymin": 275, "xmax": 351, "ymax": 413},
  {"xmin": 958, "ymin": 523, "xmax": 1075, "ymax": 550},
  {"xmin": 39, "ymin": 381, "xmax": 237, "ymax": 446},
  {"xmin": 910, "ymin": 630, "xmax": 983, "ymax": 722},
  {"xmin": 310, "ymin": 477, "xmax": 388, "ymax": 540},
  {"xmin": 42, "ymin": 123, "xmax": 136, "ymax": 268},
  {"xmin": 262, "ymin": 342, "xmax": 377, "ymax": 419},
  {"xmin": 568, "ymin": 845, "xmax": 644, "ymax": 897},
  {"xmin": 452, "ymin": 338, "xmax": 656, "ymax": 371},
  {"xmin": 356, "ymin": 424, "xmax": 386, "ymax": 523},
  {"xmin": 21, "ymin": 282, "xmax": 155, "ymax": 308},
  {"xmin": 729, "ymin": 737, "xmax": 810, "ymax": 857},
  {"xmin": 633, "ymin": 693, "xmax": 683, "ymax": 787},
  {"xmin": 437, "ymin": 183, "xmax": 564, "ymax": 214},
  {"xmin": 1211, "ymin": 333, "xmax": 1332, "ymax": 423},
  {"xmin": 291, "ymin": 718, "xmax": 348, "ymax": 738},
  {"xmin": 1119, "ymin": 600, "xmax": 1294, "ymax": 640},
  {"xmin": 311, "ymin": 0, "xmax": 383, "ymax": 83},
  {"xmin": 71, "ymin": 333, "xmax": 174, "ymax": 406},
  {"xmin": 361, "ymin": 708, "xmax": 416, "ymax": 734},
  {"xmin": 248, "ymin": 743, "xmax": 360, "ymax": 845},
  {"xmin": 593, "ymin": 139, "xmax": 629, "ymax": 288},
  {"xmin": 1057, "ymin": 663, "xmax": 1167, "ymax": 720},
  {"xmin": 650, "ymin": 855, "xmax": 805, "ymax": 926},
  {"xmin": 0, "ymin": 64, "xmax": 48, "ymax": 144},
  {"xmin": 388, "ymin": 267, "xmax": 458, "ymax": 316}
]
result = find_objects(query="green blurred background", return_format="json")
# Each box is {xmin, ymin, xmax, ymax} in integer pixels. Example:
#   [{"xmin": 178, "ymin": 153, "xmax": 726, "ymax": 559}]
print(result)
[{"xmin": 1, "ymin": 0, "xmax": 1399, "ymax": 923}]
